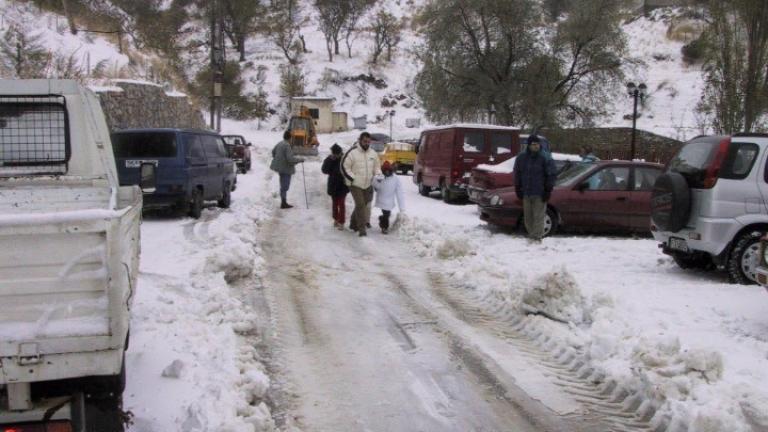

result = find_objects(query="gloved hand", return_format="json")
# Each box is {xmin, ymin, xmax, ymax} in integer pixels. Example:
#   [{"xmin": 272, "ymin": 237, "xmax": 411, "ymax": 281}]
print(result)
[{"xmin": 542, "ymin": 190, "xmax": 551, "ymax": 202}]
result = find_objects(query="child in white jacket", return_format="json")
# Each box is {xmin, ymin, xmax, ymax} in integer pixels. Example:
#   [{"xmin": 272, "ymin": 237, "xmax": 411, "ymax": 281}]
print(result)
[{"xmin": 372, "ymin": 161, "xmax": 405, "ymax": 234}]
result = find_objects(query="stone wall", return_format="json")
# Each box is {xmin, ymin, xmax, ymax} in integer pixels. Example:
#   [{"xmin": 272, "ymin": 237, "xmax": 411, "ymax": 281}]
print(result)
[
  {"xmin": 542, "ymin": 127, "xmax": 683, "ymax": 164},
  {"xmin": 92, "ymin": 80, "xmax": 206, "ymax": 132}
]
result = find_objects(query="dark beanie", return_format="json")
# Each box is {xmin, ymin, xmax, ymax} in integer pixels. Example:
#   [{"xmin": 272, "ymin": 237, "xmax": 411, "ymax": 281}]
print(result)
[
  {"xmin": 527, "ymin": 134, "xmax": 540, "ymax": 144},
  {"xmin": 331, "ymin": 143, "xmax": 342, "ymax": 154}
]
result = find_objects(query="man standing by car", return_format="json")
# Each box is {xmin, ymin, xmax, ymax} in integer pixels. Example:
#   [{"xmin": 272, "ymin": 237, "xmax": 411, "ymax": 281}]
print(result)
[
  {"xmin": 270, "ymin": 130, "xmax": 304, "ymax": 209},
  {"xmin": 514, "ymin": 136, "xmax": 556, "ymax": 242},
  {"xmin": 342, "ymin": 132, "xmax": 381, "ymax": 237}
]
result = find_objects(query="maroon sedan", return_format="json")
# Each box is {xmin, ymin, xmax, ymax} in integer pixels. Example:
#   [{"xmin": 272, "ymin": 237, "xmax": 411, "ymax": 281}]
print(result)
[{"xmin": 478, "ymin": 161, "xmax": 664, "ymax": 236}]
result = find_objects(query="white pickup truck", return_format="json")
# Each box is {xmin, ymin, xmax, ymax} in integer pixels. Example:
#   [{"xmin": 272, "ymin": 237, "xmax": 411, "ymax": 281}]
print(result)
[{"xmin": 0, "ymin": 80, "xmax": 143, "ymax": 431}]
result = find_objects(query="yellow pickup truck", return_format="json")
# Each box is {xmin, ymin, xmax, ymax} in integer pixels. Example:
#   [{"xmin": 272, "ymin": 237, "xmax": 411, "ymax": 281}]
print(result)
[{"xmin": 380, "ymin": 141, "xmax": 417, "ymax": 174}]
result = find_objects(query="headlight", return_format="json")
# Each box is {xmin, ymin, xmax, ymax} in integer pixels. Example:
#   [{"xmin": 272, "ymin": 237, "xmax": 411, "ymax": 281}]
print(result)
[{"xmin": 490, "ymin": 195, "xmax": 503, "ymax": 206}]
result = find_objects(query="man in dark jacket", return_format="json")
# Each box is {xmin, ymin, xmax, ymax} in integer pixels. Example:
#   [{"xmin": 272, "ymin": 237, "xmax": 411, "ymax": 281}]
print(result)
[
  {"xmin": 321, "ymin": 143, "xmax": 350, "ymax": 230},
  {"xmin": 514, "ymin": 136, "xmax": 557, "ymax": 241},
  {"xmin": 270, "ymin": 130, "xmax": 304, "ymax": 209}
]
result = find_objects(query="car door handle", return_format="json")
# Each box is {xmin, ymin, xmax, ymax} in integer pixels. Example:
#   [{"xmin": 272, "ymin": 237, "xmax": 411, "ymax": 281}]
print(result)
[{"xmin": 616, "ymin": 197, "xmax": 628, "ymax": 201}]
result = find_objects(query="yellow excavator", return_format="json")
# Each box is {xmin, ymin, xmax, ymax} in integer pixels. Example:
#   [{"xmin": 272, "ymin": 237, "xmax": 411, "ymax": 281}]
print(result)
[{"xmin": 288, "ymin": 106, "xmax": 320, "ymax": 156}]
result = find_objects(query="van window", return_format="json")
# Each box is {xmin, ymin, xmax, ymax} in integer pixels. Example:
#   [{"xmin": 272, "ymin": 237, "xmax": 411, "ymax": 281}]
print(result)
[
  {"xmin": 113, "ymin": 132, "xmax": 177, "ymax": 158},
  {"xmin": 185, "ymin": 134, "xmax": 205, "ymax": 158},
  {"xmin": 202, "ymin": 135, "xmax": 227, "ymax": 158},
  {"xmin": 720, "ymin": 142, "xmax": 758, "ymax": 180},
  {"xmin": 463, "ymin": 131, "xmax": 485, "ymax": 153},
  {"xmin": 491, "ymin": 133, "xmax": 512, "ymax": 155}
]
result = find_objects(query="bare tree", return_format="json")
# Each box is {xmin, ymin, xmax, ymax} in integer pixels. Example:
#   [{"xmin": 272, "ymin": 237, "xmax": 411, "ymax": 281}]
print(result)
[
  {"xmin": 265, "ymin": 0, "xmax": 303, "ymax": 64},
  {"xmin": 700, "ymin": 0, "xmax": 768, "ymax": 133},
  {"xmin": 369, "ymin": 9, "xmax": 401, "ymax": 64},
  {"xmin": 342, "ymin": 0, "xmax": 375, "ymax": 58},
  {"xmin": 222, "ymin": 0, "xmax": 263, "ymax": 62},
  {"xmin": 314, "ymin": 0, "xmax": 346, "ymax": 61}
]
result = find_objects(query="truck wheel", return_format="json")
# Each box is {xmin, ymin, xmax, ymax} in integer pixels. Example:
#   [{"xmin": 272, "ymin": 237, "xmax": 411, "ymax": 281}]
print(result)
[
  {"xmin": 727, "ymin": 231, "xmax": 762, "ymax": 284},
  {"xmin": 189, "ymin": 188, "xmax": 203, "ymax": 219},
  {"xmin": 418, "ymin": 178, "xmax": 430, "ymax": 197},
  {"xmin": 85, "ymin": 393, "xmax": 125, "ymax": 432},
  {"xmin": 218, "ymin": 184, "xmax": 232, "ymax": 208}
]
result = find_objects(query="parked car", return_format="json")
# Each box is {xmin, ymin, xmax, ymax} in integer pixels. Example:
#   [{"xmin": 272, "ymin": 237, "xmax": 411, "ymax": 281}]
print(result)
[
  {"xmin": 0, "ymin": 79, "xmax": 142, "ymax": 431},
  {"xmin": 468, "ymin": 152, "xmax": 582, "ymax": 203},
  {"xmin": 414, "ymin": 124, "xmax": 521, "ymax": 202},
  {"xmin": 651, "ymin": 134, "xmax": 768, "ymax": 284},
  {"xmin": 112, "ymin": 128, "xmax": 237, "ymax": 218},
  {"xmin": 479, "ymin": 160, "xmax": 663, "ymax": 236},
  {"xmin": 380, "ymin": 141, "xmax": 417, "ymax": 174},
  {"xmin": 222, "ymin": 134, "xmax": 252, "ymax": 173}
]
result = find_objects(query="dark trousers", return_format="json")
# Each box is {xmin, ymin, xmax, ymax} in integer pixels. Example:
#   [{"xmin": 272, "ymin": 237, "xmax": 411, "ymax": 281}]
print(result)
[
  {"xmin": 332, "ymin": 194, "xmax": 346, "ymax": 225},
  {"xmin": 378, "ymin": 210, "xmax": 392, "ymax": 229},
  {"xmin": 279, "ymin": 173, "xmax": 292, "ymax": 202}
]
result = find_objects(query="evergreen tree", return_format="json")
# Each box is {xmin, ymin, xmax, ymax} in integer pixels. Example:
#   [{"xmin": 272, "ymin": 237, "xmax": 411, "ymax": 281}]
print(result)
[{"xmin": 0, "ymin": 26, "xmax": 49, "ymax": 79}]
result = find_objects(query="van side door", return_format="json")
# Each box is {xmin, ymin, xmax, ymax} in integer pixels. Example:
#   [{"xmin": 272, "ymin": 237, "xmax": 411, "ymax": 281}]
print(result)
[{"xmin": 184, "ymin": 133, "xmax": 207, "ymax": 194}]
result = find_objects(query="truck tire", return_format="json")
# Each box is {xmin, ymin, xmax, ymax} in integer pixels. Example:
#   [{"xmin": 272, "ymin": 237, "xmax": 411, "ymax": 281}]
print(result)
[
  {"xmin": 189, "ymin": 188, "xmax": 203, "ymax": 219},
  {"xmin": 727, "ymin": 231, "xmax": 762, "ymax": 285},
  {"xmin": 85, "ymin": 394, "xmax": 125, "ymax": 432},
  {"xmin": 218, "ymin": 184, "xmax": 231, "ymax": 208},
  {"xmin": 651, "ymin": 172, "xmax": 690, "ymax": 232}
]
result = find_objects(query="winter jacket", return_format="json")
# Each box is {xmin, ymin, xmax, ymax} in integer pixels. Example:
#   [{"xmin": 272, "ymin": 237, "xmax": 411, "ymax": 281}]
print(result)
[
  {"xmin": 514, "ymin": 148, "xmax": 557, "ymax": 198},
  {"xmin": 270, "ymin": 140, "xmax": 302, "ymax": 175},
  {"xmin": 321, "ymin": 155, "xmax": 350, "ymax": 197},
  {"xmin": 373, "ymin": 174, "xmax": 405, "ymax": 212},
  {"xmin": 341, "ymin": 143, "xmax": 381, "ymax": 189}
]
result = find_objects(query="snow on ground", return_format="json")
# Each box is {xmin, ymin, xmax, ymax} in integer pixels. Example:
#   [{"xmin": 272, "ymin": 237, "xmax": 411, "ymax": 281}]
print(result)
[
  {"xmin": 125, "ymin": 121, "xmax": 279, "ymax": 432},
  {"xmin": 398, "ymin": 180, "xmax": 768, "ymax": 431}
]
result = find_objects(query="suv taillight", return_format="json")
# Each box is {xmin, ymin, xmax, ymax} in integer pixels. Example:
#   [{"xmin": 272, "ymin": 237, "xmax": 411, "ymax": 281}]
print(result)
[{"xmin": 701, "ymin": 138, "xmax": 730, "ymax": 189}]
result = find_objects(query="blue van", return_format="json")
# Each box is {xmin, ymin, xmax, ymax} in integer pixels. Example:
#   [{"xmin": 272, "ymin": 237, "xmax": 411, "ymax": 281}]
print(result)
[{"xmin": 112, "ymin": 128, "xmax": 237, "ymax": 218}]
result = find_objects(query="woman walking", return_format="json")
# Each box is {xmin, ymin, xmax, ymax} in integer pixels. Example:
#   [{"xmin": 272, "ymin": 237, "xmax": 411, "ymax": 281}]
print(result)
[{"xmin": 321, "ymin": 144, "xmax": 350, "ymax": 229}]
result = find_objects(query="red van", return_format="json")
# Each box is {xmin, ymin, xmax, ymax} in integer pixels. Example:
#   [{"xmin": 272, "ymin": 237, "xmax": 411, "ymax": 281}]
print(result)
[{"xmin": 413, "ymin": 125, "xmax": 520, "ymax": 202}]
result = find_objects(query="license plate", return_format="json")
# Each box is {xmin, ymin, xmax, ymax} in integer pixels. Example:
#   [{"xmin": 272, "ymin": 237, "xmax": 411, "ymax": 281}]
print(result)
[
  {"xmin": 125, "ymin": 160, "xmax": 157, "ymax": 168},
  {"xmin": 668, "ymin": 237, "xmax": 689, "ymax": 252}
]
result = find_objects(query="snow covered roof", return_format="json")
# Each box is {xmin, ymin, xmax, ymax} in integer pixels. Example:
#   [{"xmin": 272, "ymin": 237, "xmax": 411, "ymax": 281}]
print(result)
[
  {"xmin": 112, "ymin": 79, "xmax": 164, "ymax": 88},
  {"xmin": 423, "ymin": 123, "xmax": 520, "ymax": 132}
]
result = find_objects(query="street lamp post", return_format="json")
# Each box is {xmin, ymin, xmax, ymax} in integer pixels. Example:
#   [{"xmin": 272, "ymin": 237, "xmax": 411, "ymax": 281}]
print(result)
[
  {"xmin": 626, "ymin": 82, "xmax": 647, "ymax": 160},
  {"xmin": 389, "ymin": 110, "xmax": 395, "ymax": 142},
  {"xmin": 489, "ymin": 104, "xmax": 496, "ymax": 125}
]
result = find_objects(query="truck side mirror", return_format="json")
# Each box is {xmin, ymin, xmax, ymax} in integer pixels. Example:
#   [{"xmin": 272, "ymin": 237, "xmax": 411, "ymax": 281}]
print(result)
[{"xmin": 140, "ymin": 163, "xmax": 157, "ymax": 193}]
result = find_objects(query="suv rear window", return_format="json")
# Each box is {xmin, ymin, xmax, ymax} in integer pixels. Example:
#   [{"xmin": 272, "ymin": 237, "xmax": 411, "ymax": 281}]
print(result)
[
  {"xmin": 0, "ymin": 96, "xmax": 69, "ymax": 176},
  {"xmin": 113, "ymin": 132, "xmax": 177, "ymax": 158},
  {"xmin": 720, "ymin": 142, "xmax": 758, "ymax": 180},
  {"xmin": 667, "ymin": 138, "xmax": 723, "ymax": 188}
]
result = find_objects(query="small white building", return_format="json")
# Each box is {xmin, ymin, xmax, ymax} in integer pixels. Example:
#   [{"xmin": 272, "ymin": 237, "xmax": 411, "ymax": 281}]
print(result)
[{"xmin": 290, "ymin": 96, "xmax": 348, "ymax": 133}]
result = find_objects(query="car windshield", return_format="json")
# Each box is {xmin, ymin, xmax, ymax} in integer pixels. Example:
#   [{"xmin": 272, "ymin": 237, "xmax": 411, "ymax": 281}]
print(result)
[
  {"xmin": 556, "ymin": 162, "xmax": 594, "ymax": 186},
  {"xmin": 112, "ymin": 132, "xmax": 177, "ymax": 158}
]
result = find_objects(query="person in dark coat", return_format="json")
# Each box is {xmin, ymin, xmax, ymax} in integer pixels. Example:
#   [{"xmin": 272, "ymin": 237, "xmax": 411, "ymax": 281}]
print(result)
[
  {"xmin": 514, "ymin": 136, "xmax": 557, "ymax": 242},
  {"xmin": 270, "ymin": 130, "xmax": 304, "ymax": 209},
  {"xmin": 321, "ymin": 143, "xmax": 350, "ymax": 230}
]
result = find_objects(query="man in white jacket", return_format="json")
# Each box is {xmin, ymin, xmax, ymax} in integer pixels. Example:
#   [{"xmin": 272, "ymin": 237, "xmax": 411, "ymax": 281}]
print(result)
[
  {"xmin": 372, "ymin": 161, "xmax": 405, "ymax": 234},
  {"xmin": 341, "ymin": 132, "xmax": 381, "ymax": 237}
]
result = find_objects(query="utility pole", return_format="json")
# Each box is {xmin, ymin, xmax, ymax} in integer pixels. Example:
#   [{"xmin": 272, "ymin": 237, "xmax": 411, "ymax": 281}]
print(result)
[{"xmin": 210, "ymin": 0, "xmax": 225, "ymax": 131}]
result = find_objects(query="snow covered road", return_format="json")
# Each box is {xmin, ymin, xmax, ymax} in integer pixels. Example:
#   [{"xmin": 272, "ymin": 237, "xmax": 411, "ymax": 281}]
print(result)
[{"xmin": 249, "ymin": 160, "xmax": 627, "ymax": 432}]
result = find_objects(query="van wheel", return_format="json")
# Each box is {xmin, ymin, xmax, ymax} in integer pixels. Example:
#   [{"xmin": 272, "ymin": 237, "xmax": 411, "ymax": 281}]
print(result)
[
  {"xmin": 189, "ymin": 189, "xmax": 203, "ymax": 219},
  {"xmin": 218, "ymin": 184, "xmax": 232, "ymax": 208},
  {"xmin": 418, "ymin": 178, "xmax": 430, "ymax": 197},
  {"xmin": 727, "ymin": 231, "xmax": 762, "ymax": 284},
  {"xmin": 440, "ymin": 183, "xmax": 452, "ymax": 203}
]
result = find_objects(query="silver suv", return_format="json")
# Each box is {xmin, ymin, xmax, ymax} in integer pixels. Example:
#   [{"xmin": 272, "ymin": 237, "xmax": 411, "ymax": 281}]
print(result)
[{"xmin": 651, "ymin": 134, "xmax": 768, "ymax": 284}]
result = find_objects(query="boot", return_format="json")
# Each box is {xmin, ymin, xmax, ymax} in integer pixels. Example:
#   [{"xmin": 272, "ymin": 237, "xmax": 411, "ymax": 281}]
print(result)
[{"xmin": 280, "ymin": 200, "xmax": 293, "ymax": 209}]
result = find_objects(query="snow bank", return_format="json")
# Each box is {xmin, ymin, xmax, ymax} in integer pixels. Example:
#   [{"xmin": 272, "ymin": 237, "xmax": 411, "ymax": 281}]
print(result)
[{"xmin": 519, "ymin": 267, "xmax": 591, "ymax": 325}]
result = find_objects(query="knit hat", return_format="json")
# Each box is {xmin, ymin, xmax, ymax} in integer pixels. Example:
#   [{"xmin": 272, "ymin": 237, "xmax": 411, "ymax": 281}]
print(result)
[
  {"xmin": 527, "ymin": 134, "xmax": 541, "ymax": 144},
  {"xmin": 381, "ymin": 161, "xmax": 392, "ymax": 171},
  {"xmin": 331, "ymin": 143, "xmax": 342, "ymax": 155}
]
